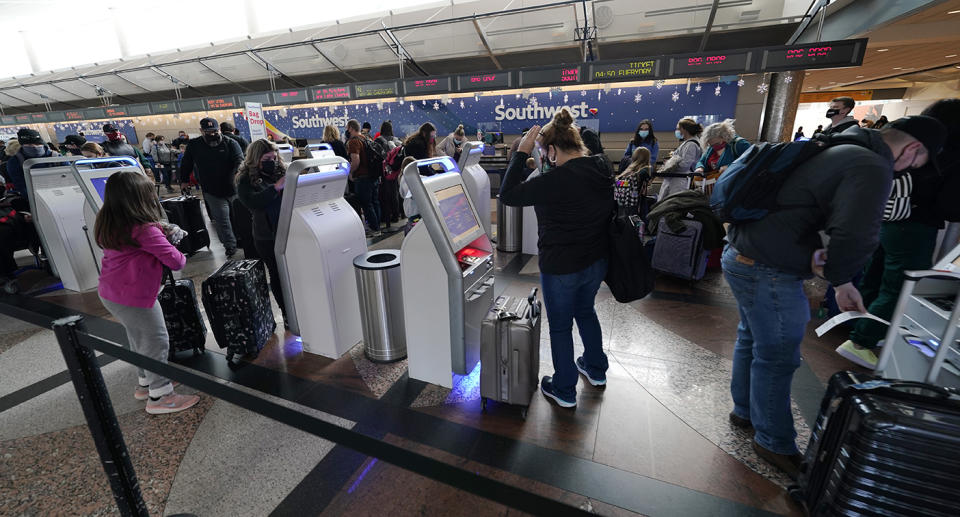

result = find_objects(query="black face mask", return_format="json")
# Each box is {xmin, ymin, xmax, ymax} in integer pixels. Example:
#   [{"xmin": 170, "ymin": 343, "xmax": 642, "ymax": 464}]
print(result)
[
  {"xmin": 204, "ymin": 133, "xmax": 222, "ymax": 146},
  {"xmin": 260, "ymin": 159, "xmax": 276, "ymax": 176},
  {"xmin": 826, "ymin": 108, "xmax": 841, "ymax": 118}
]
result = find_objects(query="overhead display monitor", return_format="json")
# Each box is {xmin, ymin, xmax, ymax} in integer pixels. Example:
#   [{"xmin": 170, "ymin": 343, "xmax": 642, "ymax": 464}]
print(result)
[
  {"xmin": 237, "ymin": 92, "xmax": 271, "ymax": 105},
  {"xmin": 457, "ymin": 72, "xmax": 512, "ymax": 91},
  {"xmin": 403, "ymin": 77, "xmax": 452, "ymax": 95},
  {"xmin": 205, "ymin": 96, "xmax": 238, "ymax": 110},
  {"xmin": 354, "ymin": 81, "xmax": 399, "ymax": 99},
  {"xmin": 82, "ymin": 107, "xmax": 107, "ymax": 119},
  {"xmin": 669, "ymin": 51, "xmax": 753, "ymax": 77},
  {"xmin": 150, "ymin": 101, "xmax": 177, "ymax": 114},
  {"xmin": 310, "ymin": 85, "xmax": 351, "ymax": 101},
  {"xmin": 589, "ymin": 59, "xmax": 659, "ymax": 82},
  {"xmin": 762, "ymin": 39, "xmax": 867, "ymax": 72},
  {"xmin": 104, "ymin": 107, "xmax": 128, "ymax": 118},
  {"xmin": 45, "ymin": 111, "xmax": 67, "ymax": 122},
  {"xmin": 14, "ymin": 114, "xmax": 30, "ymax": 123},
  {"xmin": 125, "ymin": 104, "xmax": 152, "ymax": 116},
  {"xmin": 177, "ymin": 98, "xmax": 205, "ymax": 113},
  {"xmin": 0, "ymin": 115, "xmax": 16, "ymax": 125},
  {"xmin": 434, "ymin": 184, "xmax": 483, "ymax": 252},
  {"xmin": 29, "ymin": 113, "xmax": 47, "ymax": 122},
  {"xmin": 272, "ymin": 89, "xmax": 307, "ymax": 105},
  {"xmin": 64, "ymin": 110, "xmax": 84, "ymax": 121},
  {"xmin": 520, "ymin": 66, "xmax": 580, "ymax": 86}
]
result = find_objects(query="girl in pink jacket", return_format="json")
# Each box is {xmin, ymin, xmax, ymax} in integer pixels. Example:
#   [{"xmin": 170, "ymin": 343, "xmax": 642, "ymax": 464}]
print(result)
[{"xmin": 95, "ymin": 171, "xmax": 199, "ymax": 415}]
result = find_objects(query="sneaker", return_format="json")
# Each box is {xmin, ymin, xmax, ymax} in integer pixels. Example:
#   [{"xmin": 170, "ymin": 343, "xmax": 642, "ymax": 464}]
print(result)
[
  {"xmin": 540, "ymin": 376, "xmax": 576, "ymax": 408},
  {"xmin": 145, "ymin": 392, "xmax": 200, "ymax": 415},
  {"xmin": 729, "ymin": 411, "xmax": 753, "ymax": 429},
  {"xmin": 575, "ymin": 357, "xmax": 606, "ymax": 387},
  {"xmin": 225, "ymin": 248, "xmax": 237, "ymax": 258},
  {"xmin": 752, "ymin": 441, "xmax": 803, "ymax": 481},
  {"xmin": 135, "ymin": 382, "xmax": 179, "ymax": 400},
  {"xmin": 836, "ymin": 340, "xmax": 878, "ymax": 369},
  {"xmin": 1, "ymin": 276, "xmax": 19, "ymax": 295}
]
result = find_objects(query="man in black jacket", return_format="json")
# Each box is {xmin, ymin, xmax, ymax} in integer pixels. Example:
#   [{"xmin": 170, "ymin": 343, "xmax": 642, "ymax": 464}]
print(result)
[
  {"xmin": 723, "ymin": 117, "xmax": 945, "ymax": 480},
  {"xmin": 822, "ymin": 96, "xmax": 859, "ymax": 135},
  {"xmin": 179, "ymin": 117, "xmax": 244, "ymax": 257},
  {"xmin": 220, "ymin": 121, "xmax": 249, "ymax": 154}
]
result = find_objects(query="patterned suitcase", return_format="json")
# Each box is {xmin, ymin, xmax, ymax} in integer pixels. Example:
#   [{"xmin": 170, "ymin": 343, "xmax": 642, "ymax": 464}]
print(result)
[
  {"xmin": 793, "ymin": 371, "xmax": 960, "ymax": 516},
  {"xmin": 157, "ymin": 268, "xmax": 206, "ymax": 359},
  {"xmin": 201, "ymin": 260, "xmax": 276, "ymax": 362},
  {"xmin": 651, "ymin": 217, "xmax": 709, "ymax": 280},
  {"xmin": 161, "ymin": 195, "xmax": 210, "ymax": 256},
  {"xmin": 480, "ymin": 288, "xmax": 541, "ymax": 418}
]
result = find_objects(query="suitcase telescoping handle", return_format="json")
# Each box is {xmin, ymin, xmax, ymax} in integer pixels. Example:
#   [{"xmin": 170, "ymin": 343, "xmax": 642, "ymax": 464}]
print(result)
[
  {"xmin": 528, "ymin": 287, "xmax": 540, "ymax": 319},
  {"xmin": 852, "ymin": 378, "xmax": 959, "ymax": 399}
]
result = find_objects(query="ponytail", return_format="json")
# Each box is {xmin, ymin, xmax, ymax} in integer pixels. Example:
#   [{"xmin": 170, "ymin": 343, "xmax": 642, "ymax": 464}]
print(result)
[{"xmin": 539, "ymin": 108, "xmax": 587, "ymax": 154}]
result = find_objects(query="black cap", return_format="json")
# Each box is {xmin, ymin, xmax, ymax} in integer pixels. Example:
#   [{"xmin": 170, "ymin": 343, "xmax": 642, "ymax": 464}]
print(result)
[
  {"xmin": 102, "ymin": 123, "xmax": 119, "ymax": 133},
  {"xmin": 362, "ymin": 121, "xmax": 372, "ymax": 130},
  {"xmin": 888, "ymin": 116, "xmax": 947, "ymax": 158},
  {"xmin": 64, "ymin": 134, "xmax": 86, "ymax": 147},
  {"xmin": 17, "ymin": 128, "xmax": 43, "ymax": 145},
  {"xmin": 200, "ymin": 117, "xmax": 219, "ymax": 132}
]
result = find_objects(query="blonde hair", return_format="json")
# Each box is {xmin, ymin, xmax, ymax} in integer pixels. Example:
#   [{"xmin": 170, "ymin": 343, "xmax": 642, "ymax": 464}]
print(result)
[
  {"xmin": 617, "ymin": 147, "xmax": 651, "ymax": 180},
  {"xmin": 700, "ymin": 119, "xmax": 737, "ymax": 150},
  {"xmin": 453, "ymin": 124, "xmax": 465, "ymax": 137},
  {"xmin": 538, "ymin": 108, "xmax": 587, "ymax": 155},
  {"xmin": 81, "ymin": 142, "xmax": 106, "ymax": 156},
  {"xmin": 323, "ymin": 125, "xmax": 340, "ymax": 142}
]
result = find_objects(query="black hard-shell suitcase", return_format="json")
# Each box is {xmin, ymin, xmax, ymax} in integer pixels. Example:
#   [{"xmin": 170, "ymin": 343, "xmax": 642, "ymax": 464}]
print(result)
[
  {"xmin": 230, "ymin": 197, "xmax": 259, "ymax": 259},
  {"xmin": 157, "ymin": 268, "xmax": 206, "ymax": 359},
  {"xmin": 201, "ymin": 259, "xmax": 276, "ymax": 362},
  {"xmin": 793, "ymin": 371, "xmax": 960, "ymax": 516},
  {"xmin": 480, "ymin": 288, "xmax": 541, "ymax": 418},
  {"xmin": 651, "ymin": 218, "xmax": 709, "ymax": 280},
  {"xmin": 161, "ymin": 195, "xmax": 210, "ymax": 256}
]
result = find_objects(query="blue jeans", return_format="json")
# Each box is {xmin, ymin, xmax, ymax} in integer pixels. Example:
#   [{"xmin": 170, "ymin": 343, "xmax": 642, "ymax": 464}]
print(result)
[
  {"xmin": 203, "ymin": 193, "xmax": 238, "ymax": 251},
  {"xmin": 722, "ymin": 246, "xmax": 807, "ymax": 455},
  {"xmin": 354, "ymin": 177, "xmax": 381, "ymax": 231},
  {"xmin": 540, "ymin": 258, "xmax": 609, "ymax": 400}
]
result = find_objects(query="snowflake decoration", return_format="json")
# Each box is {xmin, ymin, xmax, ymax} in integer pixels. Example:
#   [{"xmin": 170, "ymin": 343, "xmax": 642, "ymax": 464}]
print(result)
[
  {"xmin": 399, "ymin": 99, "xmax": 404, "ymax": 105},
  {"xmin": 671, "ymin": 90, "xmax": 680, "ymax": 102},
  {"xmin": 695, "ymin": 83, "xmax": 702, "ymax": 92},
  {"xmin": 432, "ymin": 101, "xmax": 440, "ymax": 111},
  {"xmin": 714, "ymin": 85, "xmax": 722, "ymax": 97},
  {"xmin": 617, "ymin": 88, "xmax": 622, "ymax": 96},
  {"xmin": 459, "ymin": 100, "xmax": 465, "ymax": 109},
  {"xmin": 597, "ymin": 90, "xmax": 602, "ymax": 100},
  {"xmin": 655, "ymin": 80, "xmax": 664, "ymax": 89},
  {"xmin": 737, "ymin": 78, "xmax": 745, "ymax": 87},
  {"xmin": 376, "ymin": 102, "xmax": 383, "ymax": 110},
  {"xmin": 548, "ymin": 91, "xmax": 553, "ymax": 99},
  {"xmin": 474, "ymin": 94, "xmax": 480, "ymax": 102},
  {"xmin": 515, "ymin": 93, "xmax": 521, "ymax": 99},
  {"xmin": 756, "ymin": 82, "xmax": 769, "ymax": 94},
  {"xmin": 364, "ymin": 106, "xmax": 369, "ymax": 115},
  {"xmin": 783, "ymin": 74, "xmax": 794, "ymax": 84},
  {"xmin": 409, "ymin": 103, "xmax": 415, "ymax": 112},
  {"xmin": 387, "ymin": 107, "xmax": 391, "ymax": 114},
  {"xmin": 563, "ymin": 93, "xmax": 569, "ymax": 103},
  {"xmin": 634, "ymin": 93, "xmax": 643, "ymax": 103},
  {"xmin": 421, "ymin": 99, "xmax": 426, "ymax": 106}
]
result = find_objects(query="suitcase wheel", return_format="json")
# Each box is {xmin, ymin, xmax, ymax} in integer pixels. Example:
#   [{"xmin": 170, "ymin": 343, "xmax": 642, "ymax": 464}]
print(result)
[
  {"xmin": 787, "ymin": 486, "xmax": 804, "ymax": 504},
  {"xmin": 481, "ymin": 397, "xmax": 487, "ymax": 412}
]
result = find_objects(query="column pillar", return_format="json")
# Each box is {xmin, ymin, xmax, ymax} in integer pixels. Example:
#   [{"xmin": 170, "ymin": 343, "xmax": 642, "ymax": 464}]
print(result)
[{"xmin": 760, "ymin": 70, "xmax": 804, "ymax": 143}]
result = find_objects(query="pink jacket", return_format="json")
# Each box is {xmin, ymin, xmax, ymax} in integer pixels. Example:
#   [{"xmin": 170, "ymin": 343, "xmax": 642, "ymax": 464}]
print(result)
[{"xmin": 98, "ymin": 224, "xmax": 186, "ymax": 308}]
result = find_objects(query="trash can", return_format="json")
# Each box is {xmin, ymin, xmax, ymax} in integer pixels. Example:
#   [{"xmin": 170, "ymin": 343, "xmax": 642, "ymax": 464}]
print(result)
[
  {"xmin": 497, "ymin": 196, "xmax": 523, "ymax": 253},
  {"xmin": 353, "ymin": 250, "xmax": 407, "ymax": 362}
]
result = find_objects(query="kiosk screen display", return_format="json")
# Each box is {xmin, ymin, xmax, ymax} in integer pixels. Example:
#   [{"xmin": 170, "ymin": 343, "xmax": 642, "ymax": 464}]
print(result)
[
  {"xmin": 90, "ymin": 176, "xmax": 109, "ymax": 201},
  {"xmin": 435, "ymin": 184, "xmax": 481, "ymax": 250}
]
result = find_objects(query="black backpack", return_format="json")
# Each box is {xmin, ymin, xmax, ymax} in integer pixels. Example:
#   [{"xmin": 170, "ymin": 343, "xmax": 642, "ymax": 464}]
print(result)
[
  {"xmin": 604, "ymin": 210, "xmax": 655, "ymax": 303},
  {"xmin": 359, "ymin": 137, "xmax": 385, "ymax": 180}
]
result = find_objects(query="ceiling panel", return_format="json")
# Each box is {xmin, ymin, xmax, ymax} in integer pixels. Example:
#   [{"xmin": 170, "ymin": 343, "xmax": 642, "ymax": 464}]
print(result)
[
  {"xmin": 896, "ymin": 0, "xmax": 960, "ymax": 24},
  {"xmin": 118, "ymin": 69, "xmax": 179, "ymax": 91},
  {"xmin": 156, "ymin": 62, "xmax": 227, "ymax": 87},
  {"xmin": 48, "ymin": 80, "xmax": 97, "ymax": 100},
  {"xmin": 202, "ymin": 54, "xmax": 273, "ymax": 83},
  {"xmin": 257, "ymin": 45, "xmax": 336, "ymax": 76},
  {"xmin": 804, "ymin": 41, "xmax": 960, "ymax": 92}
]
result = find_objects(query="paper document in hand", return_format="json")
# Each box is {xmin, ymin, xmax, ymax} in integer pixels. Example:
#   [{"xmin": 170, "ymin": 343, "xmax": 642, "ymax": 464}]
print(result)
[{"xmin": 815, "ymin": 311, "xmax": 890, "ymax": 338}]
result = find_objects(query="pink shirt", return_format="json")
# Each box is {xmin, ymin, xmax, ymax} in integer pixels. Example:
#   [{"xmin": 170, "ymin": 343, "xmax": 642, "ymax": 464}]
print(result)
[{"xmin": 98, "ymin": 224, "xmax": 186, "ymax": 308}]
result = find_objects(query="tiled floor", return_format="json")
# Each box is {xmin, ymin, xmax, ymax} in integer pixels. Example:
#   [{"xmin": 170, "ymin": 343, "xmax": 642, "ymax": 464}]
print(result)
[{"xmin": 0, "ymin": 197, "xmax": 865, "ymax": 516}]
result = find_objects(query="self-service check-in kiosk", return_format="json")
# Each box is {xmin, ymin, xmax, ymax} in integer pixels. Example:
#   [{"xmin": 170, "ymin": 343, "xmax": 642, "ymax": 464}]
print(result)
[
  {"xmin": 876, "ymin": 242, "xmax": 960, "ymax": 388},
  {"xmin": 457, "ymin": 142, "xmax": 492, "ymax": 239},
  {"xmin": 275, "ymin": 156, "xmax": 368, "ymax": 358},
  {"xmin": 401, "ymin": 157, "xmax": 494, "ymax": 387},
  {"xmin": 306, "ymin": 143, "xmax": 334, "ymax": 159},
  {"xmin": 71, "ymin": 157, "xmax": 145, "ymax": 272},
  {"xmin": 277, "ymin": 143, "xmax": 295, "ymax": 165},
  {"xmin": 23, "ymin": 156, "xmax": 98, "ymax": 291}
]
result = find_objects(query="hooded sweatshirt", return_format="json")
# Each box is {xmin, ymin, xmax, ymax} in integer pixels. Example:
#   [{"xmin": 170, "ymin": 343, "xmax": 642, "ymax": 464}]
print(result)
[
  {"xmin": 727, "ymin": 126, "xmax": 894, "ymax": 286},
  {"xmin": 500, "ymin": 152, "xmax": 615, "ymax": 274}
]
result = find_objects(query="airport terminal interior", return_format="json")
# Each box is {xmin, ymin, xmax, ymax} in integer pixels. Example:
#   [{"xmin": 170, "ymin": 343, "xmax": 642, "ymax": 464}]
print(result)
[{"xmin": 2, "ymin": 1, "xmax": 960, "ymax": 516}]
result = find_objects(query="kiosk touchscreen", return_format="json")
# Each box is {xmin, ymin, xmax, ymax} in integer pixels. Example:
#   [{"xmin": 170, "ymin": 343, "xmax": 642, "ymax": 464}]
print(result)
[
  {"xmin": 72, "ymin": 157, "xmax": 146, "ymax": 272},
  {"xmin": 23, "ymin": 156, "xmax": 99, "ymax": 292},
  {"xmin": 401, "ymin": 157, "xmax": 494, "ymax": 387},
  {"xmin": 306, "ymin": 143, "xmax": 334, "ymax": 159},
  {"xmin": 457, "ymin": 141, "xmax": 492, "ymax": 239},
  {"xmin": 276, "ymin": 143, "xmax": 295, "ymax": 165},
  {"xmin": 275, "ymin": 156, "xmax": 368, "ymax": 358}
]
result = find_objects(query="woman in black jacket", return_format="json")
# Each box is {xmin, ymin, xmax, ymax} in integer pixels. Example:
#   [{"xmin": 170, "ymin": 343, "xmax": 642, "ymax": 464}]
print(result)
[
  {"xmin": 236, "ymin": 139, "xmax": 288, "ymax": 326},
  {"xmin": 500, "ymin": 108, "xmax": 615, "ymax": 409},
  {"xmin": 323, "ymin": 125, "xmax": 349, "ymax": 160},
  {"xmin": 402, "ymin": 122, "xmax": 437, "ymax": 160}
]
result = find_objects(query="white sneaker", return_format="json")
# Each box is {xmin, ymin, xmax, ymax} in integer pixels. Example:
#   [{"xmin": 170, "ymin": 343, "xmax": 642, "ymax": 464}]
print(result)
[{"xmin": 146, "ymin": 392, "xmax": 200, "ymax": 415}]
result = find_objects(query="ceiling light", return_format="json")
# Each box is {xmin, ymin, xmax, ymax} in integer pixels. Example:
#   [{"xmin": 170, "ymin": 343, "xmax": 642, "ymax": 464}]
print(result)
[
  {"xmin": 892, "ymin": 67, "xmax": 902, "ymax": 70},
  {"xmin": 946, "ymin": 54, "xmax": 958, "ymax": 58},
  {"xmin": 948, "ymin": 9, "xmax": 960, "ymax": 14},
  {"xmin": 856, "ymin": 75, "xmax": 864, "ymax": 78},
  {"xmin": 876, "ymin": 48, "xmax": 889, "ymax": 52}
]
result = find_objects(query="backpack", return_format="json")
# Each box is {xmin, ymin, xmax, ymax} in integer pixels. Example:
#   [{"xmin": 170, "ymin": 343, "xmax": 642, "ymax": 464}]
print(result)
[
  {"xmin": 351, "ymin": 136, "xmax": 384, "ymax": 179},
  {"xmin": 709, "ymin": 134, "xmax": 870, "ymax": 223},
  {"xmin": 383, "ymin": 145, "xmax": 406, "ymax": 181},
  {"xmin": 604, "ymin": 210, "xmax": 655, "ymax": 303}
]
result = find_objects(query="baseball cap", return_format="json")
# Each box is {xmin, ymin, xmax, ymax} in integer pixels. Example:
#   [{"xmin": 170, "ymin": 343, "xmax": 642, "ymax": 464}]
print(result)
[
  {"xmin": 888, "ymin": 115, "xmax": 947, "ymax": 159},
  {"xmin": 17, "ymin": 128, "xmax": 43, "ymax": 145},
  {"xmin": 64, "ymin": 134, "xmax": 87, "ymax": 147},
  {"xmin": 200, "ymin": 117, "xmax": 219, "ymax": 133},
  {"xmin": 102, "ymin": 123, "xmax": 119, "ymax": 133}
]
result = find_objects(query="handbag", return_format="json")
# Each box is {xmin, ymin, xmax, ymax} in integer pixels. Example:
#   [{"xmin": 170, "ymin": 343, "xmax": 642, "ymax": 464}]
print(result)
[{"xmin": 604, "ymin": 210, "xmax": 655, "ymax": 303}]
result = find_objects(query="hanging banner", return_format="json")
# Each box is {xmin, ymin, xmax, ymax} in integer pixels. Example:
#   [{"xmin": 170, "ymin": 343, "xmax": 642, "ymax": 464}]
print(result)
[
  {"xmin": 51, "ymin": 119, "xmax": 139, "ymax": 145},
  {"xmin": 245, "ymin": 102, "xmax": 268, "ymax": 143}
]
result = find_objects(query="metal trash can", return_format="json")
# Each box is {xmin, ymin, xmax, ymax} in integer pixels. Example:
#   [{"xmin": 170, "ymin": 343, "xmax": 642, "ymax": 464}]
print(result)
[
  {"xmin": 353, "ymin": 250, "xmax": 407, "ymax": 362},
  {"xmin": 497, "ymin": 196, "xmax": 523, "ymax": 253}
]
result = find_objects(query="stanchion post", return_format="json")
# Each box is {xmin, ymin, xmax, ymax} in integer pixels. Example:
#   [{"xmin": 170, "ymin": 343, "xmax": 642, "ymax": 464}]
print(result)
[{"xmin": 53, "ymin": 315, "xmax": 148, "ymax": 517}]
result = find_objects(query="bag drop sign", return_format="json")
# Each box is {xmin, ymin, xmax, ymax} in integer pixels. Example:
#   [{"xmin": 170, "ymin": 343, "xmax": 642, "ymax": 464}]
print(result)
[{"xmin": 245, "ymin": 102, "xmax": 267, "ymax": 143}]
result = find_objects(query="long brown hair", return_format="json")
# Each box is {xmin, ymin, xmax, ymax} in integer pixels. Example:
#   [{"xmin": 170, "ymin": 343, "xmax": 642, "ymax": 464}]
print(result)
[
  {"xmin": 237, "ymin": 138, "xmax": 285, "ymax": 186},
  {"xmin": 617, "ymin": 147, "xmax": 651, "ymax": 180},
  {"xmin": 94, "ymin": 171, "xmax": 164, "ymax": 250},
  {"xmin": 404, "ymin": 122, "xmax": 437, "ymax": 157}
]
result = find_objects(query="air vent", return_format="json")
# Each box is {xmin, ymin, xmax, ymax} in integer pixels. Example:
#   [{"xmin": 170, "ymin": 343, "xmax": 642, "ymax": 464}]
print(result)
[
  {"xmin": 53, "ymin": 189, "xmax": 64, "ymax": 196},
  {"xmin": 595, "ymin": 5, "xmax": 614, "ymax": 29},
  {"xmin": 330, "ymin": 202, "xmax": 341, "ymax": 211},
  {"xmin": 312, "ymin": 206, "xmax": 324, "ymax": 216}
]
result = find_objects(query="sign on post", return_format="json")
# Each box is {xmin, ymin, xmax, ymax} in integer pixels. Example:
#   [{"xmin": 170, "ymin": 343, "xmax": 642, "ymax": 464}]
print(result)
[{"xmin": 245, "ymin": 102, "xmax": 267, "ymax": 143}]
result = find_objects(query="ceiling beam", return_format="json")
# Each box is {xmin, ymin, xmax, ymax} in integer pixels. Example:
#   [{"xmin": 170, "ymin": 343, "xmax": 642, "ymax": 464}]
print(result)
[
  {"xmin": 246, "ymin": 50, "xmax": 306, "ymax": 88},
  {"xmin": 149, "ymin": 65, "xmax": 208, "ymax": 97},
  {"xmin": 110, "ymin": 72, "xmax": 152, "ymax": 93},
  {"xmin": 309, "ymin": 43, "xmax": 359, "ymax": 82},
  {"xmin": 698, "ymin": 0, "xmax": 721, "ymax": 52},
  {"xmin": 382, "ymin": 26, "xmax": 428, "ymax": 76},
  {"xmin": 16, "ymin": 84, "xmax": 85, "ymax": 109},
  {"xmin": 0, "ymin": 90, "xmax": 34, "ymax": 106},
  {"xmin": 471, "ymin": 16, "xmax": 502, "ymax": 70}
]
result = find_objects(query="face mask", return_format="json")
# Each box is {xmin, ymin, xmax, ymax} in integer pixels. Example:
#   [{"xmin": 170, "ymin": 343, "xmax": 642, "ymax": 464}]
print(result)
[
  {"xmin": 638, "ymin": 130, "xmax": 650, "ymax": 138},
  {"xmin": 712, "ymin": 142, "xmax": 727, "ymax": 152},
  {"xmin": 454, "ymin": 139, "xmax": 464, "ymax": 146},
  {"xmin": 826, "ymin": 108, "xmax": 841, "ymax": 118},
  {"xmin": 21, "ymin": 145, "xmax": 45, "ymax": 158},
  {"xmin": 204, "ymin": 133, "xmax": 221, "ymax": 146},
  {"xmin": 674, "ymin": 130, "xmax": 683, "ymax": 140},
  {"xmin": 260, "ymin": 159, "xmax": 276, "ymax": 175},
  {"xmin": 106, "ymin": 132, "xmax": 122, "ymax": 142}
]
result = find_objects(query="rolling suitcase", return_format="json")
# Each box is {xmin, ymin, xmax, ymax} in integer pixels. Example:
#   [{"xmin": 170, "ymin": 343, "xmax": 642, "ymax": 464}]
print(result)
[
  {"xmin": 157, "ymin": 268, "xmax": 206, "ymax": 359},
  {"xmin": 651, "ymin": 217, "xmax": 709, "ymax": 280},
  {"xmin": 480, "ymin": 288, "xmax": 541, "ymax": 418},
  {"xmin": 201, "ymin": 259, "xmax": 276, "ymax": 363},
  {"xmin": 793, "ymin": 371, "xmax": 960, "ymax": 516},
  {"xmin": 162, "ymin": 195, "xmax": 210, "ymax": 256}
]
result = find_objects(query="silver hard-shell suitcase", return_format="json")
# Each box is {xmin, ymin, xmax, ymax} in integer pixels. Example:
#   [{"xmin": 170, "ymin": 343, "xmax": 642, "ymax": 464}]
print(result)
[{"xmin": 480, "ymin": 288, "xmax": 541, "ymax": 418}]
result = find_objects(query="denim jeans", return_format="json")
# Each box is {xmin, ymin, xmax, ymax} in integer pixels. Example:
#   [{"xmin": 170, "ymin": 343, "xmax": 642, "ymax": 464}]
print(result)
[
  {"xmin": 354, "ymin": 177, "xmax": 381, "ymax": 231},
  {"xmin": 722, "ymin": 245, "xmax": 807, "ymax": 455},
  {"xmin": 203, "ymin": 192, "xmax": 237, "ymax": 251},
  {"xmin": 540, "ymin": 258, "xmax": 609, "ymax": 400}
]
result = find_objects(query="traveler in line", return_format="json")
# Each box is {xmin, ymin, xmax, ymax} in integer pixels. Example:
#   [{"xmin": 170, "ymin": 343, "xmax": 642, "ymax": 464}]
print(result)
[
  {"xmin": 822, "ymin": 96, "xmax": 858, "ymax": 135},
  {"xmin": 614, "ymin": 146, "xmax": 652, "ymax": 218},
  {"xmin": 621, "ymin": 119, "xmax": 659, "ymax": 172},
  {"xmin": 178, "ymin": 117, "xmax": 244, "ymax": 257},
  {"xmin": 694, "ymin": 119, "xmax": 750, "ymax": 194},
  {"xmin": 323, "ymin": 125, "xmax": 349, "ymax": 160},
  {"xmin": 171, "ymin": 130, "xmax": 190, "ymax": 148},
  {"xmin": 62, "ymin": 134, "xmax": 86, "ymax": 156},
  {"xmin": 403, "ymin": 122, "xmax": 437, "ymax": 160},
  {"xmin": 438, "ymin": 124, "xmax": 467, "ymax": 162},
  {"xmin": 813, "ymin": 125, "xmax": 823, "ymax": 136},
  {"xmin": 723, "ymin": 116, "xmax": 945, "ymax": 480},
  {"xmin": 236, "ymin": 139, "xmax": 289, "ymax": 327},
  {"xmin": 794, "ymin": 127, "xmax": 805, "ymax": 141},
  {"xmin": 874, "ymin": 115, "xmax": 890, "ymax": 130},
  {"xmin": 221, "ymin": 121, "xmax": 249, "ymax": 154},
  {"xmin": 101, "ymin": 124, "xmax": 154, "ymax": 179},
  {"xmin": 142, "ymin": 132, "xmax": 156, "ymax": 157},
  {"xmin": 375, "ymin": 121, "xmax": 403, "ymax": 227},
  {"xmin": 500, "ymin": 109, "xmax": 615, "ymax": 408},
  {"xmin": 94, "ymin": 170, "xmax": 200, "ymax": 414},
  {"xmin": 3, "ymin": 128, "xmax": 60, "ymax": 207},
  {"xmin": 151, "ymin": 135, "xmax": 177, "ymax": 193},
  {"xmin": 655, "ymin": 118, "xmax": 703, "ymax": 201},
  {"xmin": 346, "ymin": 119, "xmax": 381, "ymax": 237},
  {"xmin": 81, "ymin": 142, "xmax": 107, "ymax": 159},
  {"xmin": 361, "ymin": 122, "xmax": 373, "ymax": 139}
]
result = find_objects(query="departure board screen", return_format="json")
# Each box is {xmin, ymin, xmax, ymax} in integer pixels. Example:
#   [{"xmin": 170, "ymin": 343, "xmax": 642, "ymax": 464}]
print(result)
[
  {"xmin": 150, "ymin": 101, "xmax": 177, "ymax": 114},
  {"xmin": 669, "ymin": 51, "xmax": 752, "ymax": 77},
  {"xmin": 520, "ymin": 66, "xmax": 580, "ymax": 86},
  {"xmin": 237, "ymin": 92, "xmax": 271, "ymax": 105},
  {"xmin": 457, "ymin": 72, "xmax": 512, "ymax": 91},
  {"xmin": 354, "ymin": 81, "xmax": 399, "ymax": 99},
  {"xmin": 310, "ymin": 85, "xmax": 352, "ymax": 101},
  {"xmin": 205, "ymin": 96, "xmax": 238, "ymax": 110},
  {"xmin": 125, "ymin": 104, "xmax": 152, "ymax": 116},
  {"xmin": 403, "ymin": 77, "xmax": 451, "ymax": 95},
  {"xmin": 64, "ymin": 110, "xmax": 84, "ymax": 121},
  {"xmin": 0, "ymin": 115, "xmax": 15, "ymax": 125},
  {"xmin": 104, "ymin": 107, "xmax": 128, "ymax": 117},
  {"xmin": 30, "ymin": 113, "xmax": 48, "ymax": 122},
  {"xmin": 271, "ymin": 89, "xmax": 307, "ymax": 105},
  {"xmin": 82, "ymin": 107, "xmax": 107, "ymax": 119},
  {"xmin": 762, "ymin": 40, "xmax": 866, "ymax": 72},
  {"xmin": 14, "ymin": 114, "xmax": 30, "ymax": 123},
  {"xmin": 589, "ymin": 59, "xmax": 659, "ymax": 81},
  {"xmin": 177, "ymin": 98, "xmax": 205, "ymax": 112},
  {"xmin": 45, "ymin": 111, "xmax": 67, "ymax": 122}
]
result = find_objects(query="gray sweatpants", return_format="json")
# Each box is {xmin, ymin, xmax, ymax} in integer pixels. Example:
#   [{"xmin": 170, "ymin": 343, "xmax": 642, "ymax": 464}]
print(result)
[{"xmin": 99, "ymin": 296, "xmax": 174, "ymax": 398}]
